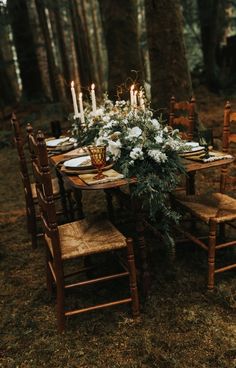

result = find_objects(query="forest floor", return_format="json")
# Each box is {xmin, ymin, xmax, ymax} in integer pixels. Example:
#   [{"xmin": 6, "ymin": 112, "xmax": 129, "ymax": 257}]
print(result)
[{"xmin": 0, "ymin": 86, "xmax": 236, "ymax": 368}]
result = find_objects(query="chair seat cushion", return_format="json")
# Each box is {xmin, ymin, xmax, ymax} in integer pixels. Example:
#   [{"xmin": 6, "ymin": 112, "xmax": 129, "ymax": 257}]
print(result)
[
  {"xmin": 45, "ymin": 218, "xmax": 127, "ymax": 260},
  {"xmin": 173, "ymin": 192, "xmax": 236, "ymax": 224},
  {"xmin": 31, "ymin": 177, "xmax": 60, "ymax": 199}
]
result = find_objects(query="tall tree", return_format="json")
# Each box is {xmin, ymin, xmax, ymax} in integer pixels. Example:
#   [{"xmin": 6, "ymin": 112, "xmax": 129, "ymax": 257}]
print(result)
[
  {"xmin": 7, "ymin": 0, "xmax": 43, "ymax": 99},
  {"xmin": 145, "ymin": 0, "xmax": 192, "ymax": 109},
  {"xmin": 26, "ymin": 0, "xmax": 53, "ymax": 101},
  {"xmin": 99, "ymin": 0, "xmax": 143, "ymax": 100},
  {"xmin": 0, "ymin": 2, "xmax": 19, "ymax": 104},
  {"xmin": 70, "ymin": 0, "xmax": 93, "ymax": 88},
  {"xmin": 197, "ymin": 0, "xmax": 227, "ymax": 92}
]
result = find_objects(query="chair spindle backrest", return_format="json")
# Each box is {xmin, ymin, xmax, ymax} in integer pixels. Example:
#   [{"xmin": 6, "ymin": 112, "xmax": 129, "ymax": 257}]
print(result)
[
  {"xmin": 169, "ymin": 96, "xmax": 196, "ymax": 141},
  {"xmin": 11, "ymin": 113, "xmax": 36, "ymax": 229},
  {"xmin": 27, "ymin": 127, "xmax": 61, "ymax": 259}
]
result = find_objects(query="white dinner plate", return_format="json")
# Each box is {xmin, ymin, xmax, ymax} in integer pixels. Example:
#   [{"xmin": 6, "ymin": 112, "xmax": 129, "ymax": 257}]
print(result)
[
  {"xmin": 46, "ymin": 137, "xmax": 70, "ymax": 147},
  {"xmin": 64, "ymin": 156, "xmax": 92, "ymax": 168},
  {"xmin": 182, "ymin": 141, "xmax": 200, "ymax": 149}
]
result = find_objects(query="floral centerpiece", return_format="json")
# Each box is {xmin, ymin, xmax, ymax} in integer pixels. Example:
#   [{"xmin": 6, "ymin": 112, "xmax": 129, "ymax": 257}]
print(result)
[{"xmin": 70, "ymin": 90, "xmax": 187, "ymax": 245}]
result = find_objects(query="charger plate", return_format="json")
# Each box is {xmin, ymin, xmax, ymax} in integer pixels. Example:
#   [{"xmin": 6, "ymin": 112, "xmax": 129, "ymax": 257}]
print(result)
[
  {"xmin": 61, "ymin": 162, "xmax": 114, "ymax": 175},
  {"xmin": 179, "ymin": 145, "xmax": 205, "ymax": 158},
  {"xmin": 62, "ymin": 155, "xmax": 113, "ymax": 174},
  {"xmin": 46, "ymin": 137, "xmax": 75, "ymax": 152}
]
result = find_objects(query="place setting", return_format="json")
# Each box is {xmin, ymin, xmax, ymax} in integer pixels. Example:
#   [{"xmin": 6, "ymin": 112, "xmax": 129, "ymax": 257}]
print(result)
[
  {"xmin": 181, "ymin": 129, "xmax": 233, "ymax": 163},
  {"xmin": 60, "ymin": 144, "xmax": 124, "ymax": 185}
]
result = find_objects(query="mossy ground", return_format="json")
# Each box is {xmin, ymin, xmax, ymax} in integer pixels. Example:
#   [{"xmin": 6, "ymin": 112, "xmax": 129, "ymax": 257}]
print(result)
[{"xmin": 0, "ymin": 89, "xmax": 236, "ymax": 368}]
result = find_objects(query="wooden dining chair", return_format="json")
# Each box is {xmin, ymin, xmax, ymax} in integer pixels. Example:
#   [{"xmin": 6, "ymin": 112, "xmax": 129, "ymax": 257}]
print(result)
[
  {"xmin": 28, "ymin": 129, "xmax": 139, "ymax": 332},
  {"xmin": 11, "ymin": 113, "xmax": 39, "ymax": 248},
  {"xmin": 11, "ymin": 113, "xmax": 73, "ymax": 248},
  {"xmin": 172, "ymin": 101, "xmax": 236, "ymax": 290},
  {"xmin": 169, "ymin": 96, "xmax": 197, "ymax": 141}
]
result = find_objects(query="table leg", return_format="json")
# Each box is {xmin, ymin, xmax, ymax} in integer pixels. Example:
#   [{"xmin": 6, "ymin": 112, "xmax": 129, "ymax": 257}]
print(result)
[
  {"xmin": 132, "ymin": 198, "xmax": 151, "ymax": 297},
  {"xmin": 56, "ymin": 171, "xmax": 69, "ymax": 220},
  {"xmin": 186, "ymin": 171, "xmax": 196, "ymax": 195}
]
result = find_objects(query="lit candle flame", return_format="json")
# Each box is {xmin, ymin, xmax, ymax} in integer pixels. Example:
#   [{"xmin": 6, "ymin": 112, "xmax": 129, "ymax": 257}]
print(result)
[
  {"xmin": 71, "ymin": 81, "xmax": 74, "ymax": 88},
  {"xmin": 91, "ymin": 83, "xmax": 95, "ymax": 90}
]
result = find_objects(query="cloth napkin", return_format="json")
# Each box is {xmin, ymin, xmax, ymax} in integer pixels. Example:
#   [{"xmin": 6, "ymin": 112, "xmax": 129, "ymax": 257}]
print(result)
[
  {"xmin": 188, "ymin": 151, "xmax": 233, "ymax": 163},
  {"xmin": 63, "ymin": 147, "xmax": 88, "ymax": 157},
  {"xmin": 79, "ymin": 169, "xmax": 124, "ymax": 185}
]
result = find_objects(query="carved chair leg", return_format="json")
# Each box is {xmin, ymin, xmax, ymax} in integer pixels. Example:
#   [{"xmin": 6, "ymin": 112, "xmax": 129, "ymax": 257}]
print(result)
[
  {"xmin": 126, "ymin": 238, "xmax": 140, "ymax": 318},
  {"xmin": 56, "ymin": 172, "xmax": 69, "ymax": 220},
  {"xmin": 56, "ymin": 275, "xmax": 66, "ymax": 333},
  {"xmin": 208, "ymin": 220, "xmax": 217, "ymax": 290},
  {"xmin": 46, "ymin": 249, "xmax": 54, "ymax": 297},
  {"xmin": 26, "ymin": 208, "xmax": 37, "ymax": 249}
]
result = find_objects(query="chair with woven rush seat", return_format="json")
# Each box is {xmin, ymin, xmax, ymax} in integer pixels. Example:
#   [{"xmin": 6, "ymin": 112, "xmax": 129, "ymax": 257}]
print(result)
[
  {"xmin": 11, "ymin": 114, "xmax": 75, "ymax": 248},
  {"xmin": 172, "ymin": 101, "xmax": 236, "ymax": 290},
  {"xmin": 11, "ymin": 113, "xmax": 39, "ymax": 248},
  {"xmin": 169, "ymin": 96, "xmax": 197, "ymax": 141},
  {"xmin": 28, "ymin": 130, "xmax": 139, "ymax": 332}
]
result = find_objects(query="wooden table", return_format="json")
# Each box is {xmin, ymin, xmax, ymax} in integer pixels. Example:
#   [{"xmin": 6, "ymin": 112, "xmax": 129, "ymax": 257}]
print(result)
[
  {"xmin": 50, "ymin": 151, "xmax": 234, "ymax": 295},
  {"xmin": 182, "ymin": 154, "xmax": 234, "ymax": 194}
]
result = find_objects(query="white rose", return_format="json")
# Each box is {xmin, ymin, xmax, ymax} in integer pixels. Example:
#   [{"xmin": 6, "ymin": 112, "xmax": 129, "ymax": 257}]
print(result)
[
  {"xmin": 107, "ymin": 139, "xmax": 122, "ymax": 159},
  {"xmin": 129, "ymin": 147, "xmax": 144, "ymax": 160},
  {"xmin": 151, "ymin": 119, "xmax": 160, "ymax": 130},
  {"xmin": 128, "ymin": 126, "xmax": 142, "ymax": 139}
]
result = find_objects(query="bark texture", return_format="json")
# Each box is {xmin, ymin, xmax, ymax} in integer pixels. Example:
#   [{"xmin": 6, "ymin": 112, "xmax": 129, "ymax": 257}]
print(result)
[
  {"xmin": 99, "ymin": 0, "xmax": 143, "ymax": 100},
  {"xmin": 145, "ymin": 0, "xmax": 192, "ymax": 109}
]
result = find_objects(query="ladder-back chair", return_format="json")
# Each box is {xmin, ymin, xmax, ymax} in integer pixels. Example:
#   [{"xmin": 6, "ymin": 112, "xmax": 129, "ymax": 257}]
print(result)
[
  {"xmin": 169, "ymin": 96, "xmax": 196, "ymax": 141},
  {"xmin": 11, "ymin": 113, "xmax": 42, "ymax": 248},
  {"xmin": 11, "ymin": 114, "xmax": 74, "ymax": 248},
  {"xmin": 28, "ymin": 130, "xmax": 139, "ymax": 332},
  {"xmin": 172, "ymin": 101, "xmax": 236, "ymax": 290}
]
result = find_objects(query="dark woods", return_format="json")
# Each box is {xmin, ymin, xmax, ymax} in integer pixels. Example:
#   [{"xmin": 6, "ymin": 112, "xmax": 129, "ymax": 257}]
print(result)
[{"xmin": 0, "ymin": 0, "xmax": 236, "ymax": 111}]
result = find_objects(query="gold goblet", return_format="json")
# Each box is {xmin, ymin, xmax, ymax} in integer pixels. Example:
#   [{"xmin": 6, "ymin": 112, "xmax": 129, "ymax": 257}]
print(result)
[{"xmin": 88, "ymin": 145, "xmax": 108, "ymax": 180}]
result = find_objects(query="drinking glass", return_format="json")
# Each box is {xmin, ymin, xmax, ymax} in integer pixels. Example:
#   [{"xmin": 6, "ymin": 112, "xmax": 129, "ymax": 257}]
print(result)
[
  {"xmin": 198, "ymin": 128, "xmax": 213, "ymax": 159},
  {"xmin": 88, "ymin": 145, "xmax": 108, "ymax": 180}
]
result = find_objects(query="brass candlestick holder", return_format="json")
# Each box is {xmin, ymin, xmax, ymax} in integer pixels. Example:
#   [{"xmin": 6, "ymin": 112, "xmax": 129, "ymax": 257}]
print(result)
[{"xmin": 88, "ymin": 145, "xmax": 108, "ymax": 180}]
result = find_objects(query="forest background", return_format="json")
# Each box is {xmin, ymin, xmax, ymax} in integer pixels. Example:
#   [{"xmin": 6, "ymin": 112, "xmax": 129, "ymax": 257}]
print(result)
[{"xmin": 1, "ymin": 1, "xmax": 236, "ymax": 368}]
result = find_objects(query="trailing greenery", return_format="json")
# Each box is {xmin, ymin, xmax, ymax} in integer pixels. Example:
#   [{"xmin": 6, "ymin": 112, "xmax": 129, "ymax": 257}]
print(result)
[{"xmin": 71, "ymin": 95, "xmax": 187, "ymax": 244}]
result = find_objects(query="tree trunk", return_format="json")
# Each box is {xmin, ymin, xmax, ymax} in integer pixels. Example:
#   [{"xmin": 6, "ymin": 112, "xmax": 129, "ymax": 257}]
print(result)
[
  {"xmin": 26, "ymin": 0, "xmax": 53, "ymax": 101},
  {"xmin": 145, "ymin": 0, "xmax": 192, "ymax": 109},
  {"xmin": 70, "ymin": 0, "xmax": 93, "ymax": 89},
  {"xmin": 7, "ymin": 0, "xmax": 43, "ymax": 99},
  {"xmin": 35, "ymin": 0, "xmax": 60, "ymax": 101},
  {"xmin": 99, "ymin": 0, "xmax": 143, "ymax": 100},
  {"xmin": 0, "ymin": 4, "xmax": 20, "ymax": 104},
  {"xmin": 197, "ymin": 0, "xmax": 227, "ymax": 92}
]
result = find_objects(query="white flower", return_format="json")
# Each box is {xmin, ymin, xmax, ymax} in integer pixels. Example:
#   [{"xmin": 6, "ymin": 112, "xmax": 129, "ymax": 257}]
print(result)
[
  {"xmin": 163, "ymin": 136, "xmax": 183, "ymax": 151},
  {"xmin": 107, "ymin": 139, "xmax": 122, "ymax": 159},
  {"xmin": 103, "ymin": 115, "xmax": 110, "ymax": 123},
  {"xmin": 155, "ymin": 132, "xmax": 163, "ymax": 144},
  {"xmin": 89, "ymin": 108, "xmax": 104, "ymax": 118},
  {"xmin": 127, "ymin": 126, "xmax": 142, "ymax": 139},
  {"xmin": 151, "ymin": 119, "xmax": 160, "ymax": 130},
  {"xmin": 129, "ymin": 147, "xmax": 144, "ymax": 160},
  {"xmin": 148, "ymin": 149, "xmax": 167, "ymax": 163}
]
